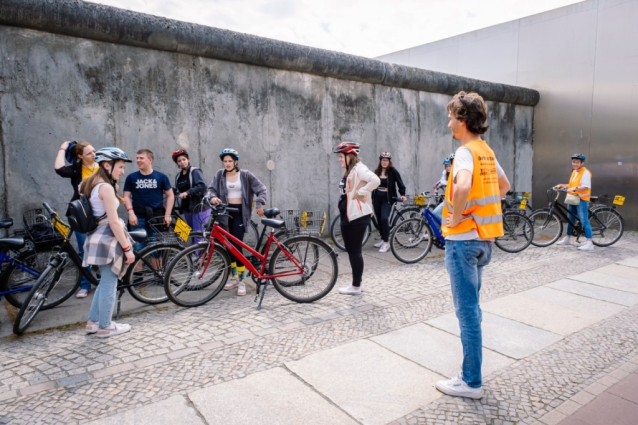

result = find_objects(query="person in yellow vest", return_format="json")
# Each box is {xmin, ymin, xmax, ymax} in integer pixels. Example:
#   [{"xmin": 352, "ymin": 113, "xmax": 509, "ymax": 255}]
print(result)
[
  {"xmin": 554, "ymin": 153, "xmax": 594, "ymax": 251},
  {"xmin": 435, "ymin": 92, "xmax": 511, "ymax": 400}
]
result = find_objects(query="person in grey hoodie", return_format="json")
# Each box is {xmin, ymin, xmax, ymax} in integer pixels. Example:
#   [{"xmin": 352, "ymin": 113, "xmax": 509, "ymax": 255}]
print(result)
[{"xmin": 206, "ymin": 148, "xmax": 267, "ymax": 296}]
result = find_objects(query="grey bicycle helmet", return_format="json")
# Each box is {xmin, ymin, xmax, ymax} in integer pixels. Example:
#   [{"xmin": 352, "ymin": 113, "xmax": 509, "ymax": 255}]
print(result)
[{"xmin": 94, "ymin": 147, "xmax": 132, "ymax": 163}]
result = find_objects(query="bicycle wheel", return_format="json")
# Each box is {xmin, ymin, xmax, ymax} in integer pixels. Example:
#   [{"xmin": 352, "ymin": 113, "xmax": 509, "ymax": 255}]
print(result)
[
  {"xmin": 495, "ymin": 211, "xmax": 534, "ymax": 253},
  {"xmin": 389, "ymin": 218, "xmax": 433, "ymax": 264},
  {"xmin": 589, "ymin": 207, "xmax": 624, "ymax": 247},
  {"xmin": 164, "ymin": 242, "xmax": 231, "ymax": 307},
  {"xmin": 13, "ymin": 257, "xmax": 64, "ymax": 335},
  {"xmin": 243, "ymin": 221, "xmax": 260, "ymax": 250},
  {"xmin": 1, "ymin": 248, "xmax": 53, "ymax": 309},
  {"xmin": 530, "ymin": 209, "xmax": 563, "ymax": 247},
  {"xmin": 125, "ymin": 243, "xmax": 184, "ymax": 304},
  {"xmin": 269, "ymin": 236, "xmax": 338, "ymax": 303},
  {"xmin": 330, "ymin": 215, "xmax": 371, "ymax": 251},
  {"xmin": 391, "ymin": 206, "xmax": 423, "ymax": 227}
]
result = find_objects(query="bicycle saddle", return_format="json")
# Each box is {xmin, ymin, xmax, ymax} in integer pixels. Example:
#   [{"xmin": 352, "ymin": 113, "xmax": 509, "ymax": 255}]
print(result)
[
  {"xmin": 589, "ymin": 196, "xmax": 598, "ymax": 203},
  {"xmin": 263, "ymin": 208, "xmax": 280, "ymax": 219},
  {"xmin": 0, "ymin": 236, "xmax": 25, "ymax": 250},
  {"xmin": 128, "ymin": 229, "xmax": 147, "ymax": 242},
  {"xmin": 261, "ymin": 218, "xmax": 285, "ymax": 229},
  {"xmin": 0, "ymin": 218, "xmax": 14, "ymax": 229}
]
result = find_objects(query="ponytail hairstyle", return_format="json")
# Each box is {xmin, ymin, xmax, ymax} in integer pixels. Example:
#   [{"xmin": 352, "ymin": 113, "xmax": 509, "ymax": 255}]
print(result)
[
  {"xmin": 343, "ymin": 153, "xmax": 361, "ymax": 178},
  {"xmin": 80, "ymin": 160, "xmax": 125, "ymax": 204}
]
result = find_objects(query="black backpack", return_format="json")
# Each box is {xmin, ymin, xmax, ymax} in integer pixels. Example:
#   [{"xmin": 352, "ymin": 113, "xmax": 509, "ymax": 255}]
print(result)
[{"xmin": 66, "ymin": 194, "xmax": 99, "ymax": 234}]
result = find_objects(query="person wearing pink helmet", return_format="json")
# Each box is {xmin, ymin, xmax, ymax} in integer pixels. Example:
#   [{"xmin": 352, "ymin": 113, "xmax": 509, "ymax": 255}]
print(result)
[{"xmin": 334, "ymin": 142, "xmax": 380, "ymax": 295}]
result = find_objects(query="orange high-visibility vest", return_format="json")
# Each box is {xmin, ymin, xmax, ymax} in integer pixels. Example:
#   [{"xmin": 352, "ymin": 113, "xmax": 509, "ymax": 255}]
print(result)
[
  {"xmin": 442, "ymin": 140, "xmax": 504, "ymax": 239},
  {"xmin": 568, "ymin": 167, "xmax": 591, "ymax": 201}
]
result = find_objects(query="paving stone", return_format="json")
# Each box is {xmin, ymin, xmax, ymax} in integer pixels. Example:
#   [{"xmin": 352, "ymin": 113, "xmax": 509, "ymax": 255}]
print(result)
[
  {"xmin": 593, "ymin": 264, "xmax": 638, "ymax": 281},
  {"xmin": 482, "ymin": 287, "xmax": 626, "ymax": 335},
  {"xmin": 56, "ymin": 373, "xmax": 90, "ymax": 387},
  {"xmin": 548, "ymin": 279, "xmax": 638, "ymax": 307},
  {"xmin": 427, "ymin": 312, "xmax": 563, "ymax": 359},
  {"xmin": 85, "ymin": 395, "xmax": 205, "ymax": 425},
  {"xmin": 286, "ymin": 339, "xmax": 443, "ymax": 425},
  {"xmin": 189, "ymin": 367, "xmax": 358, "ymax": 425},
  {"xmin": 17, "ymin": 381, "xmax": 56, "ymax": 396},
  {"xmin": 569, "ymin": 392, "xmax": 638, "ymax": 425},
  {"xmin": 615, "ymin": 256, "xmax": 638, "ymax": 269},
  {"xmin": 371, "ymin": 323, "xmax": 514, "ymax": 378},
  {"xmin": 607, "ymin": 371, "xmax": 638, "ymax": 404},
  {"xmin": 565, "ymin": 271, "xmax": 638, "ymax": 294}
]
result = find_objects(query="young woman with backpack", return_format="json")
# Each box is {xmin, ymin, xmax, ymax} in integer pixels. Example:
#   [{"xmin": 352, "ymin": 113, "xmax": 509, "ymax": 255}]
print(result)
[
  {"xmin": 80, "ymin": 147, "xmax": 135, "ymax": 338},
  {"xmin": 172, "ymin": 149, "xmax": 211, "ymax": 246},
  {"xmin": 54, "ymin": 140, "xmax": 98, "ymax": 299}
]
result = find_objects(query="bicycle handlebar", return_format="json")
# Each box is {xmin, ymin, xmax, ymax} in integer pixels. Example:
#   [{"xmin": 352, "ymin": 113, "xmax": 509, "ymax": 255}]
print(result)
[{"xmin": 42, "ymin": 202, "xmax": 56, "ymax": 216}]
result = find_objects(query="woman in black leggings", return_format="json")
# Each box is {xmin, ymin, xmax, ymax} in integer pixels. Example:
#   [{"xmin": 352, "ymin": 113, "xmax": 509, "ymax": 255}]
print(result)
[
  {"xmin": 334, "ymin": 142, "xmax": 380, "ymax": 296},
  {"xmin": 372, "ymin": 152, "xmax": 407, "ymax": 253},
  {"xmin": 207, "ymin": 148, "xmax": 267, "ymax": 296}
]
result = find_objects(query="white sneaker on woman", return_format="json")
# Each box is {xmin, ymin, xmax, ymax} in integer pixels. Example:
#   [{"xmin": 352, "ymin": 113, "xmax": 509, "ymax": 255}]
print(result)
[
  {"xmin": 373, "ymin": 240, "xmax": 384, "ymax": 248},
  {"xmin": 556, "ymin": 236, "xmax": 572, "ymax": 245},
  {"xmin": 338, "ymin": 285, "xmax": 362, "ymax": 295},
  {"xmin": 379, "ymin": 242, "xmax": 390, "ymax": 253},
  {"xmin": 436, "ymin": 372, "xmax": 483, "ymax": 399},
  {"xmin": 96, "ymin": 322, "xmax": 131, "ymax": 338},
  {"xmin": 578, "ymin": 241, "xmax": 594, "ymax": 251}
]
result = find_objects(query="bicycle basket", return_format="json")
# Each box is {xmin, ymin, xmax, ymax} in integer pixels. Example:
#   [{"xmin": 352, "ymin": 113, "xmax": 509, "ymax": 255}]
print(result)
[
  {"xmin": 147, "ymin": 216, "xmax": 186, "ymax": 245},
  {"xmin": 505, "ymin": 191, "xmax": 530, "ymax": 211},
  {"xmin": 280, "ymin": 210, "xmax": 326, "ymax": 236},
  {"xmin": 23, "ymin": 208, "xmax": 65, "ymax": 247}
]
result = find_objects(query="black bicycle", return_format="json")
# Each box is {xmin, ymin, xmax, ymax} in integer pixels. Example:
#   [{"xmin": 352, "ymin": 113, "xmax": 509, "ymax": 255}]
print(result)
[
  {"xmin": 13, "ymin": 203, "xmax": 184, "ymax": 335},
  {"xmin": 529, "ymin": 188, "xmax": 624, "ymax": 247},
  {"xmin": 330, "ymin": 195, "xmax": 424, "ymax": 251}
]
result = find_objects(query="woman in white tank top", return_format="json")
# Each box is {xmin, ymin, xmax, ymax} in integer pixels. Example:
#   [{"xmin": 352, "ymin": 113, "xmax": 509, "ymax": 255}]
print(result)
[
  {"xmin": 207, "ymin": 148, "xmax": 268, "ymax": 296},
  {"xmin": 78, "ymin": 147, "xmax": 135, "ymax": 338}
]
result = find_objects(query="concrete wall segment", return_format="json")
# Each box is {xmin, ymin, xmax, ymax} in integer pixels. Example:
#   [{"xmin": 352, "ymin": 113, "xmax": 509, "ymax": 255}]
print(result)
[{"xmin": 0, "ymin": 0, "xmax": 539, "ymax": 106}]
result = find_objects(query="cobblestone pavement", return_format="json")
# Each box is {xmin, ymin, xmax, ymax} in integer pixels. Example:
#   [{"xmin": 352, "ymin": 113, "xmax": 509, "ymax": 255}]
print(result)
[{"xmin": 1, "ymin": 233, "xmax": 638, "ymax": 424}]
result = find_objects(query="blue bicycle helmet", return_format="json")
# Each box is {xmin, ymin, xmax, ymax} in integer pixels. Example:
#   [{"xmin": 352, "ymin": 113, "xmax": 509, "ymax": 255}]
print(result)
[
  {"xmin": 219, "ymin": 148, "xmax": 239, "ymax": 161},
  {"xmin": 94, "ymin": 147, "xmax": 132, "ymax": 163},
  {"xmin": 443, "ymin": 158, "xmax": 451, "ymax": 165},
  {"xmin": 64, "ymin": 141, "xmax": 78, "ymax": 165},
  {"xmin": 571, "ymin": 153, "xmax": 586, "ymax": 162}
]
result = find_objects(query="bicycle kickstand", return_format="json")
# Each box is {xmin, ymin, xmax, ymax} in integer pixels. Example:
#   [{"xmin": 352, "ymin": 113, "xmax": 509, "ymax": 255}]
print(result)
[
  {"xmin": 115, "ymin": 288, "xmax": 125, "ymax": 320},
  {"xmin": 256, "ymin": 280, "xmax": 270, "ymax": 311}
]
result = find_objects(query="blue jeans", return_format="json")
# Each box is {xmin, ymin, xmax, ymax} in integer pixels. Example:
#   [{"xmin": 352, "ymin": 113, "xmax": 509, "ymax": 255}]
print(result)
[
  {"xmin": 567, "ymin": 201, "xmax": 592, "ymax": 239},
  {"xmin": 433, "ymin": 203, "xmax": 444, "ymax": 234},
  {"xmin": 75, "ymin": 232, "xmax": 92, "ymax": 291},
  {"xmin": 87, "ymin": 263, "xmax": 118, "ymax": 328},
  {"xmin": 445, "ymin": 240, "xmax": 493, "ymax": 388}
]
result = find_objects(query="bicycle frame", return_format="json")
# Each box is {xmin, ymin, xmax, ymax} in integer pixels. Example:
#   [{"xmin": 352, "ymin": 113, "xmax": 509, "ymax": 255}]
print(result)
[
  {"xmin": 547, "ymin": 196, "xmax": 585, "ymax": 236},
  {"xmin": 0, "ymin": 251, "xmax": 40, "ymax": 295},
  {"xmin": 200, "ymin": 223, "xmax": 305, "ymax": 281},
  {"xmin": 421, "ymin": 208, "xmax": 445, "ymax": 246}
]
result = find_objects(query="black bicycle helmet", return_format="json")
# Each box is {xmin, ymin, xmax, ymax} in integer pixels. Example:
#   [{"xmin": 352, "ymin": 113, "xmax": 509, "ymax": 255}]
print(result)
[{"xmin": 219, "ymin": 148, "xmax": 239, "ymax": 161}]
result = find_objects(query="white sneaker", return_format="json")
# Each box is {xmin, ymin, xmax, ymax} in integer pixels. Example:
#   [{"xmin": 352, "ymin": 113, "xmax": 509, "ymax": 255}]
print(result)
[
  {"xmin": 379, "ymin": 242, "xmax": 390, "ymax": 253},
  {"xmin": 556, "ymin": 236, "xmax": 572, "ymax": 245},
  {"xmin": 578, "ymin": 241, "xmax": 594, "ymax": 251},
  {"xmin": 373, "ymin": 240, "xmax": 384, "ymax": 248},
  {"xmin": 435, "ymin": 373, "xmax": 483, "ymax": 399},
  {"xmin": 96, "ymin": 322, "xmax": 131, "ymax": 338},
  {"xmin": 338, "ymin": 285, "xmax": 362, "ymax": 295},
  {"xmin": 237, "ymin": 282, "xmax": 247, "ymax": 296}
]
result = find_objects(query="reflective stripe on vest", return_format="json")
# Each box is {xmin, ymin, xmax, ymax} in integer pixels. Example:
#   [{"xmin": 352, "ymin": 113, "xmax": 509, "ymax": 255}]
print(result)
[
  {"xmin": 441, "ymin": 140, "xmax": 504, "ymax": 239},
  {"xmin": 568, "ymin": 167, "xmax": 591, "ymax": 201}
]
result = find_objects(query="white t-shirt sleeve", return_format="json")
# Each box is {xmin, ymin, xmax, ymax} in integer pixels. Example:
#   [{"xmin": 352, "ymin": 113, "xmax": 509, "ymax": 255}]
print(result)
[
  {"xmin": 579, "ymin": 170, "xmax": 591, "ymax": 188},
  {"xmin": 452, "ymin": 146, "xmax": 504, "ymax": 180}
]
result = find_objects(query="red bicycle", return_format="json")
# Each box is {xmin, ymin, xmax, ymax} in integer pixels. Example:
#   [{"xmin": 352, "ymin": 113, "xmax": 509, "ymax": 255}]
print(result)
[{"xmin": 163, "ymin": 204, "xmax": 339, "ymax": 309}]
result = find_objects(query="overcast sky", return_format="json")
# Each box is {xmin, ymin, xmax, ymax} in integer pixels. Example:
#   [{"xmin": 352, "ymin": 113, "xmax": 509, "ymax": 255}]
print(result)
[{"xmin": 88, "ymin": 0, "xmax": 584, "ymax": 58}]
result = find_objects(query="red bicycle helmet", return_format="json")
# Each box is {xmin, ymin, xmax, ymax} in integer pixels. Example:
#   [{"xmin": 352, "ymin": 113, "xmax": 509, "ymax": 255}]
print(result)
[
  {"xmin": 334, "ymin": 142, "xmax": 360, "ymax": 156},
  {"xmin": 379, "ymin": 151, "xmax": 392, "ymax": 159},
  {"xmin": 172, "ymin": 148, "xmax": 189, "ymax": 163}
]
